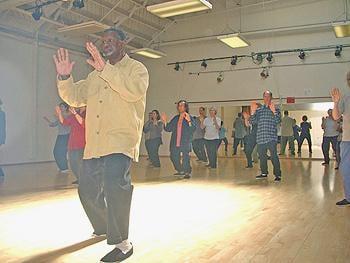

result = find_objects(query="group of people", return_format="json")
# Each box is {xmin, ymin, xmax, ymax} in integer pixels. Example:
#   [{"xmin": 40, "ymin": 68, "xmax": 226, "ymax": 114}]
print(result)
[
  {"xmin": 143, "ymin": 102, "xmax": 224, "ymax": 179},
  {"xmin": 144, "ymin": 90, "xmax": 283, "ymax": 182},
  {"xmin": 44, "ymin": 102, "xmax": 86, "ymax": 184},
  {"xmin": 0, "ymin": 25, "xmax": 349, "ymax": 263}
]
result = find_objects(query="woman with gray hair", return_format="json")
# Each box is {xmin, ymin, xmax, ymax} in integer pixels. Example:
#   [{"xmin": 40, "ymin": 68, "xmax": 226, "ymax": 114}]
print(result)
[{"xmin": 201, "ymin": 107, "xmax": 221, "ymax": 169}]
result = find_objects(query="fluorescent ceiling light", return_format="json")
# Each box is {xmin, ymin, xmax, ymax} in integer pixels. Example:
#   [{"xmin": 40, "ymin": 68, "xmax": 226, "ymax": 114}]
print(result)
[
  {"xmin": 147, "ymin": 0, "xmax": 212, "ymax": 18},
  {"xmin": 332, "ymin": 21, "xmax": 350, "ymax": 38},
  {"xmin": 217, "ymin": 33, "xmax": 250, "ymax": 48},
  {"xmin": 131, "ymin": 48, "xmax": 166, "ymax": 59}
]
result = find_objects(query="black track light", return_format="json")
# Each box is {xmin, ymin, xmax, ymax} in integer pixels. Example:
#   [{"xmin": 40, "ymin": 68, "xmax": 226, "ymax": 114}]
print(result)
[
  {"xmin": 32, "ymin": 6, "xmax": 43, "ymax": 21},
  {"xmin": 73, "ymin": 0, "xmax": 84, "ymax": 8},
  {"xmin": 174, "ymin": 62, "xmax": 180, "ymax": 71},
  {"xmin": 335, "ymin": 45, "xmax": 343, "ymax": 57},
  {"xmin": 256, "ymin": 53, "xmax": 263, "ymax": 64},
  {"xmin": 298, "ymin": 50, "xmax": 306, "ymax": 60},
  {"xmin": 231, "ymin": 56, "xmax": 238, "ymax": 65},
  {"xmin": 266, "ymin": 52, "xmax": 273, "ymax": 63},
  {"xmin": 260, "ymin": 68, "xmax": 269, "ymax": 79},
  {"xmin": 201, "ymin": 60, "xmax": 207, "ymax": 69}
]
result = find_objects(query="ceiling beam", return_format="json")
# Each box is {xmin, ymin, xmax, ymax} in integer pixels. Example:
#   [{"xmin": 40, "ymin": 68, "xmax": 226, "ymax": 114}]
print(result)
[
  {"xmin": 0, "ymin": 0, "xmax": 35, "ymax": 11},
  {"xmin": 53, "ymin": 4, "xmax": 152, "ymax": 42},
  {"xmin": 13, "ymin": 7, "xmax": 139, "ymax": 50},
  {"xmin": 90, "ymin": 0, "xmax": 164, "ymax": 31}
]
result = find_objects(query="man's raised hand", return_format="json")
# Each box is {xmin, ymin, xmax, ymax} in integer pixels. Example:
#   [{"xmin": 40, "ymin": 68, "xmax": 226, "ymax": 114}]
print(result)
[
  {"xmin": 331, "ymin": 88, "xmax": 341, "ymax": 103},
  {"xmin": 86, "ymin": 42, "xmax": 105, "ymax": 72},
  {"xmin": 53, "ymin": 48, "xmax": 75, "ymax": 76}
]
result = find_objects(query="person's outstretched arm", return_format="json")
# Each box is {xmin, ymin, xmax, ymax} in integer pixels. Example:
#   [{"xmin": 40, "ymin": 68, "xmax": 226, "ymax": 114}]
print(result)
[{"xmin": 54, "ymin": 48, "xmax": 88, "ymax": 107}]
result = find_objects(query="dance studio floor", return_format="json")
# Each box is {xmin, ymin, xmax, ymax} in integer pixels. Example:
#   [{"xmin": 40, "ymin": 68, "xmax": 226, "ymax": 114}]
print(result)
[{"xmin": 0, "ymin": 157, "xmax": 349, "ymax": 263}]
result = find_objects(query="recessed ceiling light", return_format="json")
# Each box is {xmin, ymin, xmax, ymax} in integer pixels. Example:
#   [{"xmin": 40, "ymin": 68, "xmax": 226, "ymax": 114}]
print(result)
[
  {"xmin": 217, "ymin": 33, "xmax": 250, "ymax": 48},
  {"xmin": 332, "ymin": 21, "xmax": 350, "ymax": 38},
  {"xmin": 146, "ymin": 0, "xmax": 212, "ymax": 18},
  {"xmin": 131, "ymin": 48, "xmax": 166, "ymax": 59}
]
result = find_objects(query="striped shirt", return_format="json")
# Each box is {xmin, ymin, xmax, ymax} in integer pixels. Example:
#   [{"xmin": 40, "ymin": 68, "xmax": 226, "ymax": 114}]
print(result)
[{"xmin": 250, "ymin": 105, "xmax": 281, "ymax": 145}]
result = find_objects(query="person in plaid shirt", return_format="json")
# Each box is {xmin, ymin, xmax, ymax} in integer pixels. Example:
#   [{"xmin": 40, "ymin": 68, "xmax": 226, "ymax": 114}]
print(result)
[{"xmin": 250, "ymin": 91, "xmax": 282, "ymax": 181}]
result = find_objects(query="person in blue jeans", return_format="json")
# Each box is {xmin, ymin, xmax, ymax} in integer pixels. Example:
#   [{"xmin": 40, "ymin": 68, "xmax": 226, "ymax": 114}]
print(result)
[
  {"xmin": 162, "ymin": 100, "xmax": 196, "ymax": 179},
  {"xmin": 0, "ymin": 99, "xmax": 6, "ymax": 177},
  {"xmin": 44, "ymin": 102, "xmax": 71, "ymax": 173},
  {"xmin": 331, "ymin": 71, "xmax": 350, "ymax": 206},
  {"xmin": 250, "ymin": 91, "xmax": 282, "ymax": 181}
]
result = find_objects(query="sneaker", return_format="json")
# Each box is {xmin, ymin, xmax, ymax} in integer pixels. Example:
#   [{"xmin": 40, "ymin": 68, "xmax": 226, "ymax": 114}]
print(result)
[
  {"xmin": 60, "ymin": 169, "xmax": 70, "ymax": 174},
  {"xmin": 336, "ymin": 199, "xmax": 350, "ymax": 206},
  {"xmin": 91, "ymin": 232, "xmax": 106, "ymax": 238},
  {"xmin": 100, "ymin": 246, "xmax": 133, "ymax": 263},
  {"xmin": 183, "ymin": 173, "xmax": 191, "ymax": 179},
  {"xmin": 256, "ymin": 174, "xmax": 268, "ymax": 180},
  {"xmin": 321, "ymin": 162, "xmax": 329, "ymax": 166},
  {"xmin": 174, "ymin": 171, "xmax": 185, "ymax": 176},
  {"xmin": 274, "ymin": 176, "xmax": 281, "ymax": 182}
]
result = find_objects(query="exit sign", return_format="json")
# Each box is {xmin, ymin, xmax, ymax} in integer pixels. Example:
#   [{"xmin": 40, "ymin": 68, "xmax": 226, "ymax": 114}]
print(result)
[{"xmin": 286, "ymin": 97, "xmax": 295, "ymax": 103}]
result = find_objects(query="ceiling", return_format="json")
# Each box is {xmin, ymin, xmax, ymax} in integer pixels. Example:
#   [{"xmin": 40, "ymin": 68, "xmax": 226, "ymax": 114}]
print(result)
[{"xmin": 0, "ymin": 0, "xmax": 343, "ymax": 51}]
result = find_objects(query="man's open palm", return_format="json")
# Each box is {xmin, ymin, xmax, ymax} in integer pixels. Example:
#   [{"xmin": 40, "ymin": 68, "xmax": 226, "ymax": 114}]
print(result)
[
  {"xmin": 331, "ymin": 88, "xmax": 341, "ymax": 103},
  {"xmin": 53, "ymin": 48, "xmax": 75, "ymax": 76}
]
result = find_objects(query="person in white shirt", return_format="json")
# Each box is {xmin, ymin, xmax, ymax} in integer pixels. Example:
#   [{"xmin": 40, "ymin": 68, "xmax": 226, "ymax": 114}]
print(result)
[{"xmin": 201, "ymin": 107, "xmax": 221, "ymax": 168}]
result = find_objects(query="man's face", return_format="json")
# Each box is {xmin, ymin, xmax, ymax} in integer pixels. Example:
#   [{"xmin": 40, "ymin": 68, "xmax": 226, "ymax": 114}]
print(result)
[
  {"xmin": 178, "ymin": 102, "xmax": 186, "ymax": 113},
  {"xmin": 328, "ymin": 109, "xmax": 333, "ymax": 116},
  {"xmin": 263, "ymin": 92, "xmax": 272, "ymax": 105},
  {"xmin": 101, "ymin": 32, "xmax": 125, "ymax": 58},
  {"xmin": 152, "ymin": 111, "xmax": 157, "ymax": 120},
  {"xmin": 209, "ymin": 110, "xmax": 216, "ymax": 118},
  {"xmin": 199, "ymin": 107, "xmax": 205, "ymax": 116}
]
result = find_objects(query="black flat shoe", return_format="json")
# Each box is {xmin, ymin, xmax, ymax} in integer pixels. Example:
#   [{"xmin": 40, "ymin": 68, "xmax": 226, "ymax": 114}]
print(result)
[
  {"xmin": 336, "ymin": 199, "xmax": 350, "ymax": 206},
  {"xmin": 100, "ymin": 246, "xmax": 133, "ymax": 263},
  {"xmin": 256, "ymin": 174, "xmax": 268, "ymax": 180},
  {"xmin": 274, "ymin": 176, "xmax": 281, "ymax": 182}
]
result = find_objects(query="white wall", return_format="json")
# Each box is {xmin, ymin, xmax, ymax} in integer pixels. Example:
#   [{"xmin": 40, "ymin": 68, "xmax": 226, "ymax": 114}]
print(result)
[{"xmin": 0, "ymin": 33, "xmax": 90, "ymax": 164}]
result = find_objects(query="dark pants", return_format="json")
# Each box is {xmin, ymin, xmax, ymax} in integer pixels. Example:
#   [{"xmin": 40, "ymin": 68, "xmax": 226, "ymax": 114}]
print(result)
[
  {"xmin": 298, "ymin": 133, "xmax": 312, "ymax": 153},
  {"xmin": 205, "ymin": 139, "xmax": 220, "ymax": 168},
  {"xmin": 280, "ymin": 136, "xmax": 295, "ymax": 155},
  {"xmin": 340, "ymin": 142, "xmax": 350, "ymax": 201},
  {"xmin": 78, "ymin": 153, "xmax": 133, "ymax": 245},
  {"xmin": 192, "ymin": 138, "xmax": 207, "ymax": 162},
  {"xmin": 257, "ymin": 141, "xmax": 281, "ymax": 177},
  {"xmin": 170, "ymin": 147, "xmax": 191, "ymax": 173},
  {"xmin": 322, "ymin": 136, "xmax": 338, "ymax": 163},
  {"xmin": 145, "ymin": 139, "xmax": 151, "ymax": 158},
  {"xmin": 148, "ymin": 137, "xmax": 162, "ymax": 167},
  {"xmin": 233, "ymin": 137, "xmax": 244, "ymax": 155},
  {"xmin": 336, "ymin": 140, "xmax": 341, "ymax": 165},
  {"xmin": 53, "ymin": 134, "xmax": 69, "ymax": 171},
  {"xmin": 218, "ymin": 138, "xmax": 228, "ymax": 152},
  {"xmin": 244, "ymin": 136, "xmax": 257, "ymax": 167},
  {"xmin": 68, "ymin": 149, "xmax": 84, "ymax": 180}
]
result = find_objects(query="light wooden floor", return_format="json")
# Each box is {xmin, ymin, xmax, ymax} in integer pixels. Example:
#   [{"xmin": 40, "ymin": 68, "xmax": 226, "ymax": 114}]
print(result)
[{"xmin": 0, "ymin": 157, "xmax": 349, "ymax": 263}]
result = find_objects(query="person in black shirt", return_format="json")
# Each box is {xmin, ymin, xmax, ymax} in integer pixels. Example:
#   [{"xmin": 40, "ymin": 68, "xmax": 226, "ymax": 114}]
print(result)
[{"xmin": 298, "ymin": 115, "xmax": 312, "ymax": 154}]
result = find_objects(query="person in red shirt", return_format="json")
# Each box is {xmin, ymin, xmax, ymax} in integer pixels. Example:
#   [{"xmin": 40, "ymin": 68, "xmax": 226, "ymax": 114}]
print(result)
[{"xmin": 56, "ymin": 106, "xmax": 86, "ymax": 184}]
